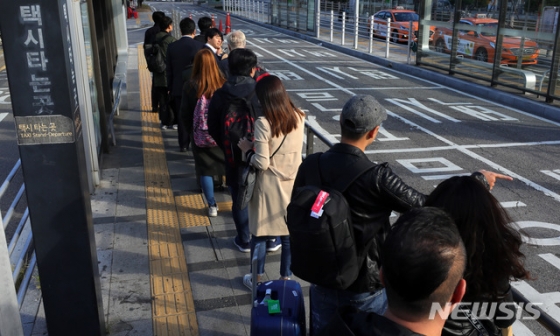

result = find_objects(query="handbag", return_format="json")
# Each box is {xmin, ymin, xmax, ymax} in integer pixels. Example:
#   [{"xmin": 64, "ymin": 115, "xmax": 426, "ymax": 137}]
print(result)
[{"xmin": 237, "ymin": 135, "xmax": 287, "ymax": 210}]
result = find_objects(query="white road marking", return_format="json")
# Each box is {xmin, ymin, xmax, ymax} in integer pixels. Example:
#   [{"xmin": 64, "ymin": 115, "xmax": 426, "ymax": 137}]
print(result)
[
  {"xmin": 516, "ymin": 221, "xmax": 560, "ymax": 246},
  {"xmin": 246, "ymin": 41, "xmax": 355, "ymax": 95},
  {"xmin": 539, "ymin": 253, "xmax": 560, "ymax": 271},
  {"xmin": 511, "ymin": 280, "xmax": 560, "ymax": 324},
  {"xmin": 421, "ymin": 173, "xmax": 471, "ymax": 180},
  {"xmin": 397, "ymin": 157, "xmax": 463, "ymax": 174},
  {"xmin": 512, "ymin": 320, "xmax": 535, "ymax": 336},
  {"xmin": 0, "ymin": 113, "xmax": 7, "ymax": 122},
  {"xmin": 541, "ymin": 169, "xmax": 560, "ymax": 181},
  {"xmin": 500, "ymin": 201, "xmax": 527, "ymax": 208},
  {"xmin": 387, "ymin": 110, "xmax": 560, "ymax": 203}
]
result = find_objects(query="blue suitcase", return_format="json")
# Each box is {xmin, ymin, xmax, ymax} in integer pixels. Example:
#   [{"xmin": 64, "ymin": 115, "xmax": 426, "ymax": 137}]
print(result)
[{"xmin": 250, "ymin": 279, "xmax": 306, "ymax": 336}]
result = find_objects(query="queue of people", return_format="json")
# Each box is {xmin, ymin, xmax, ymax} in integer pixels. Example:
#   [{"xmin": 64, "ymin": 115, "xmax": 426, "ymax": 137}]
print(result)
[{"xmin": 144, "ymin": 16, "xmax": 529, "ymax": 335}]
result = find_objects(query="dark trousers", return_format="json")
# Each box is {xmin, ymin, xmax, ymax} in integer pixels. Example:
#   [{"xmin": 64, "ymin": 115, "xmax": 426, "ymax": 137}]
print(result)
[
  {"xmin": 151, "ymin": 75, "xmax": 158, "ymax": 112},
  {"xmin": 155, "ymin": 87, "xmax": 173, "ymax": 126},
  {"xmin": 173, "ymin": 97, "xmax": 190, "ymax": 149}
]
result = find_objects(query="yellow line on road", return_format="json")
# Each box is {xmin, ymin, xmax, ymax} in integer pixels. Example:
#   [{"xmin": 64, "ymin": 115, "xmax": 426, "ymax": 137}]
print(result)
[{"xmin": 139, "ymin": 45, "xmax": 200, "ymax": 336}]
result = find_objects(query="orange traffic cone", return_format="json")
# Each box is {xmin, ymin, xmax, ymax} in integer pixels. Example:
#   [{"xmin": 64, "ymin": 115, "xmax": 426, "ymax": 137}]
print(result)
[
  {"xmin": 225, "ymin": 13, "xmax": 231, "ymax": 34},
  {"xmin": 211, "ymin": 14, "xmax": 216, "ymax": 27},
  {"xmin": 219, "ymin": 19, "xmax": 223, "ymax": 33}
]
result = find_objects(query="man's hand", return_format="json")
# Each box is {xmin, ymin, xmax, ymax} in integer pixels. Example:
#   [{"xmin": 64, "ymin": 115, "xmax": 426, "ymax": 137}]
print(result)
[{"xmin": 479, "ymin": 169, "xmax": 513, "ymax": 190}]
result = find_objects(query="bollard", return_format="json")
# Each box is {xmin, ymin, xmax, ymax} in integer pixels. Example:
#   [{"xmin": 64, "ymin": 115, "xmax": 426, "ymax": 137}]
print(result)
[
  {"xmin": 354, "ymin": 9, "xmax": 359, "ymax": 49},
  {"xmin": 342, "ymin": 12, "xmax": 346, "ymax": 45},
  {"xmin": 385, "ymin": 17, "xmax": 390, "ymax": 58},
  {"xmin": 219, "ymin": 19, "xmax": 223, "ymax": 33},
  {"xmin": 517, "ymin": 26, "xmax": 527, "ymax": 68},
  {"xmin": 316, "ymin": 6, "xmax": 321, "ymax": 38},
  {"xmin": 226, "ymin": 13, "xmax": 232, "ymax": 33},
  {"xmin": 407, "ymin": 22, "xmax": 412, "ymax": 64},
  {"xmin": 257, "ymin": 1, "xmax": 261, "ymax": 22},
  {"xmin": 330, "ymin": 10, "xmax": 334, "ymax": 42},
  {"xmin": 369, "ymin": 15, "xmax": 374, "ymax": 53}
]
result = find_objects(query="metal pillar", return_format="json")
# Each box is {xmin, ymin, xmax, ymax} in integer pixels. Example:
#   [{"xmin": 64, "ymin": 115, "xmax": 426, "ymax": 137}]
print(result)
[{"xmin": 0, "ymin": 1, "xmax": 105, "ymax": 334}]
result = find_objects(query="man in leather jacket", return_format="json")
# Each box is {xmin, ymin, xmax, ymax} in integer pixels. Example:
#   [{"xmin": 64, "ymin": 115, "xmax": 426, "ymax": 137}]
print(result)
[
  {"xmin": 318, "ymin": 207, "xmax": 468, "ymax": 336},
  {"xmin": 292, "ymin": 95, "xmax": 509, "ymax": 334}
]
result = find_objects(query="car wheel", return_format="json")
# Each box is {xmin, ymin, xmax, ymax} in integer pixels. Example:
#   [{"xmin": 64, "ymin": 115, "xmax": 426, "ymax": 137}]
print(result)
[
  {"xmin": 475, "ymin": 48, "xmax": 488, "ymax": 62},
  {"xmin": 435, "ymin": 39, "xmax": 445, "ymax": 53},
  {"xmin": 391, "ymin": 30, "xmax": 400, "ymax": 43}
]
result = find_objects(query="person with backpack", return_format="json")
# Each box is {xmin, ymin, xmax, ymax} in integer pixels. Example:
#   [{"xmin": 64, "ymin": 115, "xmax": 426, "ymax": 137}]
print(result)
[
  {"xmin": 237, "ymin": 75, "xmax": 305, "ymax": 289},
  {"xmin": 180, "ymin": 49, "xmax": 226, "ymax": 217},
  {"xmin": 207, "ymin": 48, "xmax": 262, "ymax": 253},
  {"xmin": 144, "ymin": 11, "xmax": 165, "ymax": 112},
  {"xmin": 288, "ymin": 94, "xmax": 511, "ymax": 335},
  {"xmin": 166, "ymin": 17, "xmax": 204, "ymax": 151},
  {"xmin": 152, "ymin": 16, "xmax": 176, "ymax": 130},
  {"xmin": 318, "ymin": 207, "xmax": 468, "ymax": 336}
]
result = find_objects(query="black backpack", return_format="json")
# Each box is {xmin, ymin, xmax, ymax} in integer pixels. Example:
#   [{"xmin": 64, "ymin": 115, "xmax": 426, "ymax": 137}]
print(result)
[
  {"xmin": 287, "ymin": 153, "xmax": 374, "ymax": 290},
  {"xmin": 145, "ymin": 34, "xmax": 171, "ymax": 73},
  {"xmin": 222, "ymin": 92, "xmax": 256, "ymax": 167}
]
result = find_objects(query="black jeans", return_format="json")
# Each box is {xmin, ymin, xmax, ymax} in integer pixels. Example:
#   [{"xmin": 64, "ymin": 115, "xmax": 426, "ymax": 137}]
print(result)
[
  {"xmin": 154, "ymin": 87, "xmax": 173, "ymax": 126},
  {"xmin": 173, "ymin": 97, "xmax": 190, "ymax": 148}
]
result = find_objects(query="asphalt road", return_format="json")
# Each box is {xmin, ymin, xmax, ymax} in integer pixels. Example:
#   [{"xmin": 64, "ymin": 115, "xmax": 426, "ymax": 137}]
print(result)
[{"xmin": 1, "ymin": 2, "xmax": 559, "ymax": 334}]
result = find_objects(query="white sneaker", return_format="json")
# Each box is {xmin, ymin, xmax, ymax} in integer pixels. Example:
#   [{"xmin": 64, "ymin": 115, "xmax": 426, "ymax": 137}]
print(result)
[
  {"xmin": 161, "ymin": 125, "xmax": 168, "ymax": 130},
  {"xmin": 172, "ymin": 124, "xmax": 178, "ymax": 130},
  {"xmin": 208, "ymin": 205, "xmax": 218, "ymax": 217},
  {"xmin": 243, "ymin": 274, "xmax": 253, "ymax": 290}
]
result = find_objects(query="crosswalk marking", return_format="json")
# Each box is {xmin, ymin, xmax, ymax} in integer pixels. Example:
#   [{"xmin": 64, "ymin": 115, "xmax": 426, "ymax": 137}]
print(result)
[{"xmin": 0, "ymin": 113, "xmax": 7, "ymax": 122}]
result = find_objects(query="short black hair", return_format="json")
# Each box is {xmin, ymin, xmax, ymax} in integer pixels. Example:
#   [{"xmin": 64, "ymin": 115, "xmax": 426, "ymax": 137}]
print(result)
[
  {"xmin": 205, "ymin": 27, "xmax": 223, "ymax": 41},
  {"xmin": 198, "ymin": 17, "xmax": 213, "ymax": 32},
  {"xmin": 180, "ymin": 17, "xmax": 196, "ymax": 35},
  {"xmin": 152, "ymin": 11, "xmax": 165, "ymax": 24},
  {"xmin": 340, "ymin": 127, "xmax": 369, "ymax": 141},
  {"xmin": 382, "ymin": 207, "xmax": 466, "ymax": 319},
  {"xmin": 158, "ymin": 16, "xmax": 173, "ymax": 31},
  {"xmin": 228, "ymin": 48, "xmax": 258, "ymax": 76}
]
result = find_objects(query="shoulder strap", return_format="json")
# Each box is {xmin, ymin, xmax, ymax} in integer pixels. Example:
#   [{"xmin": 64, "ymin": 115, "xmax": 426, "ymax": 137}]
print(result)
[
  {"xmin": 270, "ymin": 135, "xmax": 287, "ymax": 159},
  {"xmin": 306, "ymin": 153, "xmax": 374, "ymax": 192}
]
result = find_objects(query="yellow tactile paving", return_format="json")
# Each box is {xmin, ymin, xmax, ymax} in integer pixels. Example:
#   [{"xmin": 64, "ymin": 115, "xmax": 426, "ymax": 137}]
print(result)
[
  {"xmin": 176, "ymin": 194, "xmax": 210, "ymax": 228},
  {"xmin": 139, "ymin": 45, "xmax": 200, "ymax": 336}
]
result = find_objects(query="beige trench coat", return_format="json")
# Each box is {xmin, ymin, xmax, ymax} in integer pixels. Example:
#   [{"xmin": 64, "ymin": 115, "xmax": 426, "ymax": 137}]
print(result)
[{"xmin": 247, "ymin": 115, "xmax": 304, "ymax": 237}]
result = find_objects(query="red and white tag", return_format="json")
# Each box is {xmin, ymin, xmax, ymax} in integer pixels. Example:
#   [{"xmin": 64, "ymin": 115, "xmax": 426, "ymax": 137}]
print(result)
[{"xmin": 310, "ymin": 190, "xmax": 329, "ymax": 218}]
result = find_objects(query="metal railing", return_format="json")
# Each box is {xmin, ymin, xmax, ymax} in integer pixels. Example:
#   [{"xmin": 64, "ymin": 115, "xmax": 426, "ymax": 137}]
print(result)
[{"xmin": 0, "ymin": 159, "xmax": 33, "ymax": 335}]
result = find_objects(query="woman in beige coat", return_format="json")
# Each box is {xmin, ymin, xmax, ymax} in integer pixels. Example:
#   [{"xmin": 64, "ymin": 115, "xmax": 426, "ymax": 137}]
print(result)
[{"xmin": 238, "ymin": 75, "xmax": 305, "ymax": 289}]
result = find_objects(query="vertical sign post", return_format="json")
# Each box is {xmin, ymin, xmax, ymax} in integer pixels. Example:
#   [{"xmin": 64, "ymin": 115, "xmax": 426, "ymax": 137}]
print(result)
[{"xmin": 0, "ymin": 1, "xmax": 105, "ymax": 335}]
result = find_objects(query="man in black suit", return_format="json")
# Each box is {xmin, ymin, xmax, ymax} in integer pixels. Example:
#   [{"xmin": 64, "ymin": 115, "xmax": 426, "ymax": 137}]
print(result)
[
  {"xmin": 204, "ymin": 28, "xmax": 228, "ymax": 77},
  {"xmin": 194, "ymin": 17, "xmax": 212, "ymax": 44},
  {"xmin": 144, "ymin": 11, "xmax": 165, "ymax": 112},
  {"xmin": 166, "ymin": 17, "xmax": 204, "ymax": 151}
]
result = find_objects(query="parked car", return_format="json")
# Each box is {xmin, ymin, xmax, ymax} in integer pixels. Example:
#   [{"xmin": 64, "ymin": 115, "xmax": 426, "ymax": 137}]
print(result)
[
  {"xmin": 370, "ymin": 8, "xmax": 435, "ymax": 43},
  {"xmin": 433, "ymin": 14, "xmax": 539, "ymax": 65}
]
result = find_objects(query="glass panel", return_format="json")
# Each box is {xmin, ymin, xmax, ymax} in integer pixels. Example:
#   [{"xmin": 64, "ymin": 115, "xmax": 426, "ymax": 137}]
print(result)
[{"xmin": 80, "ymin": 0, "xmax": 102, "ymax": 155}]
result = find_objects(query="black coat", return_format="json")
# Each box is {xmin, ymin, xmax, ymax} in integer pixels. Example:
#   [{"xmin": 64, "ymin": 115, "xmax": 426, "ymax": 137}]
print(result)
[
  {"xmin": 166, "ymin": 36, "xmax": 204, "ymax": 97},
  {"xmin": 319, "ymin": 306, "xmax": 424, "ymax": 336}
]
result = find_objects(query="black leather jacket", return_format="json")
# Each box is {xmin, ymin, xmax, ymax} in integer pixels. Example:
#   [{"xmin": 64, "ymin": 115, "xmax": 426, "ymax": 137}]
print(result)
[
  {"xmin": 318, "ymin": 306, "xmax": 425, "ymax": 336},
  {"xmin": 292, "ymin": 143, "xmax": 426, "ymax": 293}
]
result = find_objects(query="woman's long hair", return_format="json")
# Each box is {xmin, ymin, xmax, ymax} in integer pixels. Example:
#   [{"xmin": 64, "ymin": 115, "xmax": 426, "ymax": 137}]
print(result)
[
  {"xmin": 425, "ymin": 176, "xmax": 530, "ymax": 301},
  {"xmin": 190, "ymin": 49, "xmax": 226, "ymax": 99},
  {"xmin": 255, "ymin": 75, "xmax": 304, "ymax": 138}
]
